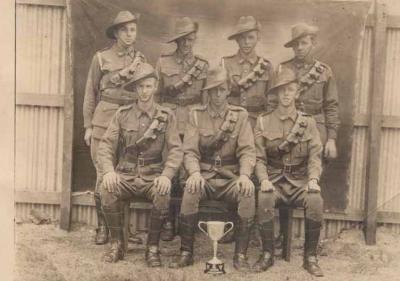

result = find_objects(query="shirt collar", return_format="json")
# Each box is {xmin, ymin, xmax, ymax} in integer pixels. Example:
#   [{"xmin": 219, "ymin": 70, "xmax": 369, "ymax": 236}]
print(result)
[
  {"xmin": 113, "ymin": 43, "xmax": 135, "ymax": 57},
  {"xmin": 238, "ymin": 50, "xmax": 258, "ymax": 65},
  {"xmin": 174, "ymin": 50, "xmax": 195, "ymax": 65},
  {"xmin": 207, "ymin": 104, "xmax": 229, "ymax": 119},
  {"xmin": 134, "ymin": 102, "xmax": 157, "ymax": 119},
  {"xmin": 273, "ymin": 107, "xmax": 297, "ymax": 121},
  {"xmin": 294, "ymin": 56, "xmax": 315, "ymax": 70}
]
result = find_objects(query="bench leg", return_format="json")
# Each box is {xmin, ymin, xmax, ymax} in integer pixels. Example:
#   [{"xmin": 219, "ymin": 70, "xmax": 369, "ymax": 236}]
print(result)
[
  {"xmin": 123, "ymin": 203, "xmax": 130, "ymax": 253},
  {"xmin": 281, "ymin": 208, "xmax": 293, "ymax": 262}
]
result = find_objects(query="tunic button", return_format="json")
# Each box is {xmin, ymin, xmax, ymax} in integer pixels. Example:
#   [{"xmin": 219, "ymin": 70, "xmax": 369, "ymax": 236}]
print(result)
[{"xmin": 141, "ymin": 124, "xmax": 145, "ymax": 127}]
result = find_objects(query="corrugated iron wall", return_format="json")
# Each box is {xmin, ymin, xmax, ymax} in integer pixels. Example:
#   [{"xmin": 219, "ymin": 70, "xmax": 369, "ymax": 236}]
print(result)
[{"xmin": 15, "ymin": 3, "xmax": 67, "ymax": 220}]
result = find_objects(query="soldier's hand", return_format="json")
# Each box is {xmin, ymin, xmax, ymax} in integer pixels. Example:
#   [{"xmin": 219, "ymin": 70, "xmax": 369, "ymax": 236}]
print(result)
[
  {"xmin": 103, "ymin": 171, "xmax": 120, "ymax": 193},
  {"xmin": 154, "ymin": 176, "xmax": 171, "ymax": 196},
  {"xmin": 236, "ymin": 175, "xmax": 254, "ymax": 197},
  {"xmin": 84, "ymin": 127, "xmax": 93, "ymax": 147},
  {"xmin": 186, "ymin": 172, "xmax": 205, "ymax": 194},
  {"xmin": 324, "ymin": 139, "xmax": 338, "ymax": 159},
  {"xmin": 307, "ymin": 179, "xmax": 321, "ymax": 193},
  {"xmin": 260, "ymin": 179, "xmax": 275, "ymax": 193}
]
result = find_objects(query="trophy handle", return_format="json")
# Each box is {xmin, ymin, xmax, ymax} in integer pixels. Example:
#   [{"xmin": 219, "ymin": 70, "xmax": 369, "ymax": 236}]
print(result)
[
  {"xmin": 198, "ymin": 221, "xmax": 208, "ymax": 237},
  {"xmin": 220, "ymin": 222, "xmax": 234, "ymax": 239}
]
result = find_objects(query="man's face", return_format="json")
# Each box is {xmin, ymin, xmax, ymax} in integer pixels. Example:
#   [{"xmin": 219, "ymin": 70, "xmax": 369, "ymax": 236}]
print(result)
[
  {"xmin": 236, "ymin": 30, "xmax": 259, "ymax": 55},
  {"xmin": 278, "ymin": 82, "xmax": 299, "ymax": 107},
  {"xmin": 208, "ymin": 82, "xmax": 230, "ymax": 107},
  {"xmin": 136, "ymin": 77, "xmax": 158, "ymax": 103},
  {"xmin": 292, "ymin": 35, "xmax": 315, "ymax": 60},
  {"xmin": 176, "ymin": 32, "xmax": 197, "ymax": 56},
  {"xmin": 114, "ymin": 22, "xmax": 137, "ymax": 46}
]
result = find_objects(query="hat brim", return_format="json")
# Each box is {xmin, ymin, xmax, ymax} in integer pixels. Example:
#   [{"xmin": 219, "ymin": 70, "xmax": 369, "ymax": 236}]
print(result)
[
  {"xmin": 284, "ymin": 31, "xmax": 316, "ymax": 48},
  {"xmin": 267, "ymin": 78, "xmax": 298, "ymax": 95},
  {"xmin": 165, "ymin": 23, "xmax": 198, "ymax": 43},
  {"xmin": 227, "ymin": 27, "xmax": 258, "ymax": 40},
  {"xmin": 106, "ymin": 19, "xmax": 137, "ymax": 39},
  {"xmin": 123, "ymin": 73, "xmax": 158, "ymax": 92},
  {"xmin": 202, "ymin": 80, "xmax": 227, "ymax": 91}
]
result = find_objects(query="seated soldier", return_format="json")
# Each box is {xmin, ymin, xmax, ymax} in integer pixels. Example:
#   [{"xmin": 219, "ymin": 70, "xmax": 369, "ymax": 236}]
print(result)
[
  {"xmin": 254, "ymin": 68, "xmax": 324, "ymax": 277},
  {"xmin": 97, "ymin": 63, "xmax": 183, "ymax": 266},
  {"xmin": 169, "ymin": 66, "xmax": 256, "ymax": 272}
]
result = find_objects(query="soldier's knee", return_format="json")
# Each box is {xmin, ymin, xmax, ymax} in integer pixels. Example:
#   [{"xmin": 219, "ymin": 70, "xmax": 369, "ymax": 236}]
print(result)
[
  {"xmin": 305, "ymin": 193, "xmax": 323, "ymax": 221},
  {"xmin": 180, "ymin": 190, "xmax": 201, "ymax": 215}
]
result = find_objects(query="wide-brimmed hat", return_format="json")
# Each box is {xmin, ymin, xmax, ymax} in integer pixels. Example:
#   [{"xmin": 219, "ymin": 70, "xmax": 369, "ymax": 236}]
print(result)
[
  {"xmin": 228, "ymin": 16, "xmax": 261, "ymax": 40},
  {"xmin": 123, "ymin": 63, "xmax": 158, "ymax": 92},
  {"xmin": 166, "ymin": 17, "xmax": 199, "ymax": 43},
  {"xmin": 202, "ymin": 66, "xmax": 229, "ymax": 91},
  {"xmin": 106, "ymin": 11, "xmax": 139, "ymax": 39},
  {"xmin": 284, "ymin": 23, "xmax": 319, "ymax": 48},
  {"xmin": 267, "ymin": 68, "xmax": 298, "ymax": 95}
]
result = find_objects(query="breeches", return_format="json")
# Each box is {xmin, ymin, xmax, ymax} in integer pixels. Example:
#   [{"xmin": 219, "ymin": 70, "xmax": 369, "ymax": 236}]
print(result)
[
  {"xmin": 180, "ymin": 177, "xmax": 255, "ymax": 219},
  {"xmin": 257, "ymin": 179, "xmax": 323, "ymax": 223},
  {"xmin": 100, "ymin": 174, "xmax": 170, "ymax": 214}
]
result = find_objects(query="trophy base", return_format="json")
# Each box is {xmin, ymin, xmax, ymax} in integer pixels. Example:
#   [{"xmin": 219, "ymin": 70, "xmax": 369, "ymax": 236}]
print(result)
[{"xmin": 204, "ymin": 262, "xmax": 226, "ymax": 274}]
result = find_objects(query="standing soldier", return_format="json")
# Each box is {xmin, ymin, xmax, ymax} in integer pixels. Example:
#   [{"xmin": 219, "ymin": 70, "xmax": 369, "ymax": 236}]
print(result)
[
  {"xmin": 222, "ymin": 16, "xmax": 273, "ymax": 128},
  {"xmin": 273, "ymin": 22, "xmax": 340, "ymax": 247},
  {"xmin": 83, "ymin": 11, "xmax": 146, "ymax": 245},
  {"xmin": 97, "ymin": 63, "xmax": 183, "ymax": 266},
  {"xmin": 254, "ymin": 68, "xmax": 324, "ymax": 277},
  {"xmin": 169, "ymin": 67, "xmax": 256, "ymax": 272},
  {"xmin": 156, "ymin": 17, "xmax": 209, "ymax": 241}
]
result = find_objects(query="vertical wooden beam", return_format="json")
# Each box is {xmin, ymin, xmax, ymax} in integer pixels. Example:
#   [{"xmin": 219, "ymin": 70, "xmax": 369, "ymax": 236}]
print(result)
[
  {"xmin": 364, "ymin": 0, "xmax": 387, "ymax": 245},
  {"xmin": 60, "ymin": 3, "xmax": 74, "ymax": 230}
]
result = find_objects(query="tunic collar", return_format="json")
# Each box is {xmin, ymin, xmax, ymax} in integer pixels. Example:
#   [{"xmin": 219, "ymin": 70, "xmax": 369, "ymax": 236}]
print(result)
[
  {"xmin": 274, "ymin": 107, "xmax": 297, "ymax": 121},
  {"xmin": 207, "ymin": 103, "xmax": 229, "ymax": 119},
  {"xmin": 113, "ymin": 43, "xmax": 135, "ymax": 57},
  {"xmin": 238, "ymin": 50, "xmax": 258, "ymax": 65},
  {"xmin": 174, "ymin": 50, "xmax": 195, "ymax": 65},
  {"xmin": 134, "ymin": 102, "xmax": 157, "ymax": 119}
]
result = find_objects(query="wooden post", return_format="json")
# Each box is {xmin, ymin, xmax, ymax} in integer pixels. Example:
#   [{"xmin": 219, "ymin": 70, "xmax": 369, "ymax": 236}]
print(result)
[
  {"xmin": 364, "ymin": 0, "xmax": 387, "ymax": 245},
  {"xmin": 60, "ymin": 3, "xmax": 74, "ymax": 230}
]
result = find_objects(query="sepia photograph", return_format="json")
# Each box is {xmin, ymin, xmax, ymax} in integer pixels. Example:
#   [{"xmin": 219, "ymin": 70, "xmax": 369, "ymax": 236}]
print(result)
[{"xmin": 8, "ymin": 0, "xmax": 400, "ymax": 280}]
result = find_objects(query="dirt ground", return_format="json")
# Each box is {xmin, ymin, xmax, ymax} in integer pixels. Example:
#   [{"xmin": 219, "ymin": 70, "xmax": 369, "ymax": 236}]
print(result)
[{"xmin": 15, "ymin": 222, "xmax": 400, "ymax": 281}]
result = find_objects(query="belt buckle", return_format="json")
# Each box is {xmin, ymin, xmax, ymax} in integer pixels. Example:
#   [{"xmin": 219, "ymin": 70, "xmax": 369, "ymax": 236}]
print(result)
[
  {"xmin": 138, "ymin": 157, "xmax": 145, "ymax": 167},
  {"xmin": 214, "ymin": 156, "xmax": 222, "ymax": 168},
  {"xmin": 283, "ymin": 165, "xmax": 292, "ymax": 173}
]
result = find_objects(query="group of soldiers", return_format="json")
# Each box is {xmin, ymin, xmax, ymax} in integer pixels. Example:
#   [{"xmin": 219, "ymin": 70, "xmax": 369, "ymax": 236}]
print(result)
[{"xmin": 83, "ymin": 10, "xmax": 340, "ymax": 277}]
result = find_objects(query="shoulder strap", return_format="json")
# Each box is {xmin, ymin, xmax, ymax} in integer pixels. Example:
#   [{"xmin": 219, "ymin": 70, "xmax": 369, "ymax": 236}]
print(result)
[{"xmin": 277, "ymin": 113, "xmax": 308, "ymax": 153}]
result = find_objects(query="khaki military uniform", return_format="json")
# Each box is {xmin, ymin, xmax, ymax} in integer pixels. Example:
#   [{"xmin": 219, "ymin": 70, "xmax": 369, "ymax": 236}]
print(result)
[
  {"xmin": 180, "ymin": 104, "xmax": 256, "ymax": 219},
  {"xmin": 222, "ymin": 51, "xmax": 273, "ymax": 128},
  {"xmin": 97, "ymin": 102, "xmax": 183, "ymax": 209},
  {"xmin": 156, "ymin": 51, "xmax": 208, "ymax": 134},
  {"xmin": 255, "ymin": 108, "xmax": 323, "ymax": 223},
  {"xmin": 272, "ymin": 59, "xmax": 339, "ymax": 144},
  {"xmin": 83, "ymin": 44, "xmax": 146, "ymax": 182}
]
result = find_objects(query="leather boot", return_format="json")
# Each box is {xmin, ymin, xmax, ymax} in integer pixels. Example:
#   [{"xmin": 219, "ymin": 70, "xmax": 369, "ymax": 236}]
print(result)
[
  {"xmin": 94, "ymin": 193, "xmax": 109, "ymax": 245},
  {"xmin": 103, "ymin": 206, "xmax": 124, "ymax": 263},
  {"xmin": 303, "ymin": 219, "xmax": 324, "ymax": 277},
  {"xmin": 169, "ymin": 214, "xmax": 197, "ymax": 268},
  {"xmin": 233, "ymin": 217, "xmax": 252, "ymax": 272},
  {"xmin": 145, "ymin": 208, "xmax": 166, "ymax": 267},
  {"xmin": 253, "ymin": 220, "xmax": 274, "ymax": 272}
]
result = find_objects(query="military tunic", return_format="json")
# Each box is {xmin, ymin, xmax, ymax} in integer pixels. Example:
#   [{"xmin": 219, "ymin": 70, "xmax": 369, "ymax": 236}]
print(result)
[
  {"xmin": 180, "ymin": 104, "xmax": 256, "ymax": 219},
  {"xmin": 255, "ymin": 108, "xmax": 323, "ymax": 222},
  {"xmin": 97, "ymin": 102, "xmax": 183, "ymax": 212},
  {"xmin": 222, "ymin": 51, "xmax": 273, "ymax": 127},
  {"xmin": 156, "ymin": 51, "xmax": 208, "ymax": 134},
  {"xmin": 274, "ymin": 58, "xmax": 340, "ymax": 143},
  {"xmin": 83, "ymin": 44, "xmax": 146, "ymax": 182}
]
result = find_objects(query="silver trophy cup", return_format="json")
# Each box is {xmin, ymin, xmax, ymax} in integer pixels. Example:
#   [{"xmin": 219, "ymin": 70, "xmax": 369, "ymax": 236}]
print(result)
[{"xmin": 198, "ymin": 221, "xmax": 234, "ymax": 274}]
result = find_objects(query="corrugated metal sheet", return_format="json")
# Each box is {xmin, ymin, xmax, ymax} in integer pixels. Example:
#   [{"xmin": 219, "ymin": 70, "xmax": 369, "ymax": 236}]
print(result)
[
  {"xmin": 383, "ymin": 28, "xmax": 400, "ymax": 116},
  {"xmin": 348, "ymin": 127, "xmax": 368, "ymax": 210},
  {"xmin": 16, "ymin": 4, "xmax": 66, "ymax": 94},
  {"xmin": 15, "ymin": 203, "xmax": 60, "ymax": 222},
  {"xmin": 354, "ymin": 26, "xmax": 372, "ymax": 114},
  {"xmin": 377, "ymin": 128, "xmax": 400, "ymax": 211},
  {"xmin": 15, "ymin": 4, "xmax": 67, "ymax": 193}
]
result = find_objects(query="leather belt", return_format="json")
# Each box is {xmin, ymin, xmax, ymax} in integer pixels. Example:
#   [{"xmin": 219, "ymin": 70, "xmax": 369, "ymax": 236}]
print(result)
[
  {"xmin": 100, "ymin": 95, "xmax": 136, "ymax": 105},
  {"xmin": 267, "ymin": 160, "xmax": 304, "ymax": 173},
  {"xmin": 163, "ymin": 95, "xmax": 201, "ymax": 106},
  {"xmin": 125, "ymin": 155, "xmax": 163, "ymax": 167},
  {"xmin": 201, "ymin": 156, "xmax": 238, "ymax": 168},
  {"xmin": 303, "ymin": 107, "xmax": 323, "ymax": 115}
]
